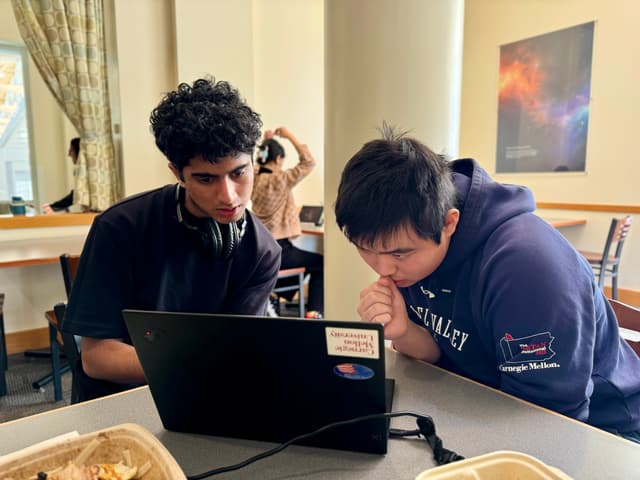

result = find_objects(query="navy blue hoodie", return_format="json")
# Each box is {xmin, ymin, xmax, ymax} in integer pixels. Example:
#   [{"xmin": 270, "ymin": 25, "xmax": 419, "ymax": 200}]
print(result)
[{"xmin": 402, "ymin": 159, "xmax": 640, "ymax": 433}]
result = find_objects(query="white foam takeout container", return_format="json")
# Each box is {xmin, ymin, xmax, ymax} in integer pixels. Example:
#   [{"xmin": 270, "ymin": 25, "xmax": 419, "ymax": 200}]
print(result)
[{"xmin": 0, "ymin": 423, "xmax": 186, "ymax": 480}]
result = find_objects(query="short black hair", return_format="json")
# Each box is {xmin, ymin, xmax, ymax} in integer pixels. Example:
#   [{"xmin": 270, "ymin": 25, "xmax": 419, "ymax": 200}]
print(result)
[
  {"xmin": 257, "ymin": 138, "xmax": 285, "ymax": 165},
  {"xmin": 149, "ymin": 76, "xmax": 262, "ymax": 170},
  {"xmin": 70, "ymin": 137, "xmax": 80, "ymax": 155},
  {"xmin": 335, "ymin": 125, "xmax": 457, "ymax": 246}
]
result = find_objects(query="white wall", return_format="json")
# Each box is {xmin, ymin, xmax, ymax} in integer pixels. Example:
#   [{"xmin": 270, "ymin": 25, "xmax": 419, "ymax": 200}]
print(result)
[
  {"xmin": 113, "ymin": 0, "xmax": 177, "ymax": 195},
  {"xmin": 174, "ymin": 0, "xmax": 254, "ymax": 101},
  {"xmin": 253, "ymin": 0, "xmax": 324, "ymax": 206},
  {"xmin": 173, "ymin": 0, "xmax": 324, "ymax": 206},
  {"xmin": 324, "ymin": 0, "xmax": 465, "ymax": 320},
  {"xmin": 460, "ymin": 0, "xmax": 639, "ymax": 290},
  {"xmin": 116, "ymin": 0, "xmax": 325, "ymax": 206}
]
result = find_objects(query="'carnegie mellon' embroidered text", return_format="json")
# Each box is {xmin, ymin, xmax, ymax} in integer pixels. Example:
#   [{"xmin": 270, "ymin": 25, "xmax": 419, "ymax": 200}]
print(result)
[{"xmin": 409, "ymin": 305, "xmax": 470, "ymax": 351}]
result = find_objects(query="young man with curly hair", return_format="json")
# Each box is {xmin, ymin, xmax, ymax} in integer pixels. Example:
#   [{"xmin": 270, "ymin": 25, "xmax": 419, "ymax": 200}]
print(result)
[
  {"xmin": 334, "ymin": 126, "xmax": 640, "ymax": 442},
  {"xmin": 63, "ymin": 77, "xmax": 281, "ymax": 399}
]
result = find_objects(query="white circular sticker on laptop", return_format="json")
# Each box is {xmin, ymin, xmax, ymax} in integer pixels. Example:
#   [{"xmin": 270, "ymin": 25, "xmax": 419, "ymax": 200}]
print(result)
[{"xmin": 333, "ymin": 363, "xmax": 375, "ymax": 380}]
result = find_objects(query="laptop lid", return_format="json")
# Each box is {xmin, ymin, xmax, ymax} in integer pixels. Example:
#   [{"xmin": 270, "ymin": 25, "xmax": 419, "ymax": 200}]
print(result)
[
  {"xmin": 299, "ymin": 205, "xmax": 324, "ymax": 226},
  {"xmin": 123, "ymin": 310, "xmax": 394, "ymax": 454}
]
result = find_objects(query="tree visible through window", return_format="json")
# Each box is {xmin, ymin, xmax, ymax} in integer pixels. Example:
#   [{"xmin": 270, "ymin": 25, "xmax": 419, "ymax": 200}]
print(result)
[{"xmin": 0, "ymin": 43, "xmax": 33, "ymax": 203}]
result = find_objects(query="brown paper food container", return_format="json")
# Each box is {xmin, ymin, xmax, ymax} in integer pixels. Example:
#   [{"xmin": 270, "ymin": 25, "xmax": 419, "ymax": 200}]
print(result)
[
  {"xmin": 415, "ymin": 450, "xmax": 573, "ymax": 480},
  {"xmin": 0, "ymin": 423, "xmax": 186, "ymax": 480}
]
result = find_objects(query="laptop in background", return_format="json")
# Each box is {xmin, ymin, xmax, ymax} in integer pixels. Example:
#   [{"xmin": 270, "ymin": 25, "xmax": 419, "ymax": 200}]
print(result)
[
  {"xmin": 299, "ymin": 205, "xmax": 324, "ymax": 227},
  {"xmin": 123, "ymin": 310, "xmax": 395, "ymax": 454}
]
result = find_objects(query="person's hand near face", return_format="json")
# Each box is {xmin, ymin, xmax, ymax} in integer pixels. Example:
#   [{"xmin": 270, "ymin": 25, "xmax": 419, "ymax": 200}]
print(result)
[
  {"xmin": 358, "ymin": 276, "xmax": 441, "ymax": 363},
  {"xmin": 358, "ymin": 276, "xmax": 411, "ymax": 340}
]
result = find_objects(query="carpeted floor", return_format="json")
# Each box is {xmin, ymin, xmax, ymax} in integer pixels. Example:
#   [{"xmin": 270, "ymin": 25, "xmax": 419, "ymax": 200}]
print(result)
[{"xmin": 0, "ymin": 353, "xmax": 72, "ymax": 423}]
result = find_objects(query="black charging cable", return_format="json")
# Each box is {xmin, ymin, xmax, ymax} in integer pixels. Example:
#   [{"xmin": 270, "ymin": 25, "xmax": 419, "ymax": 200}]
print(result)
[
  {"xmin": 390, "ymin": 415, "xmax": 465, "ymax": 465},
  {"xmin": 186, "ymin": 411, "xmax": 463, "ymax": 479}
]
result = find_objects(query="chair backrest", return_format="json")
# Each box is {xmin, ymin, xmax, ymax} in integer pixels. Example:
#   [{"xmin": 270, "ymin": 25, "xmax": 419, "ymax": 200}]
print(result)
[
  {"xmin": 59, "ymin": 253, "xmax": 81, "ymax": 298},
  {"xmin": 608, "ymin": 298, "xmax": 640, "ymax": 358},
  {"xmin": 57, "ymin": 254, "xmax": 82, "ymax": 401},
  {"xmin": 53, "ymin": 302, "xmax": 83, "ymax": 402},
  {"xmin": 602, "ymin": 216, "xmax": 633, "ymax": 265},
  {"xmin": 274, "ymin": 267, "xmax": 306, "ymax": 317},
  {"xmin": 56, "ymin": 255, "xmax": 131, "ymax": 402},
  {"xmin": 54, "ymin": 301, "xmax": 133, "ymax": 402}
]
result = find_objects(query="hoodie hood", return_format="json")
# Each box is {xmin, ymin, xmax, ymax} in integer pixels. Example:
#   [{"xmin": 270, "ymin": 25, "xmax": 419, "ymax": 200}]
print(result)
[{"xmin": 438, "ymin": 158, "xmax": 536, "ymax": 272}]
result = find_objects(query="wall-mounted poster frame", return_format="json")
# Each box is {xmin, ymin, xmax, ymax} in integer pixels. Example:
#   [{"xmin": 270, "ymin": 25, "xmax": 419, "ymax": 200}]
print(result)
[{"xmin": 495, "ymin": 22, "xmax": 595, "ymax": 173}]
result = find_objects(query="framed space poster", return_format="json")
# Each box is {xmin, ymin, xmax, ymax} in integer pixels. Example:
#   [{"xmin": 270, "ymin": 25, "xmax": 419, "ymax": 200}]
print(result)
[{"xmin": 496, "ymin": 22, "xmax": 595, "ymax": 173}]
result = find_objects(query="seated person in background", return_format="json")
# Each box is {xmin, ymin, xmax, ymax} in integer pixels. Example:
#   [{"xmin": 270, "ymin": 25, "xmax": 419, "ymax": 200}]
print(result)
[
  {"xmin": 62, "ymin": 77, "xmax": 281, "ymax": 400},
  {"xmin": 251, "ymin": 127, "xmax": 324, "ymax": 317},
  {"xmin": 334, "ymin": 125, "xmax": 640, "ymax": 443},
  {"xmin": 41, "ymin": 137, "xmax": 80, "ymax": 214}
]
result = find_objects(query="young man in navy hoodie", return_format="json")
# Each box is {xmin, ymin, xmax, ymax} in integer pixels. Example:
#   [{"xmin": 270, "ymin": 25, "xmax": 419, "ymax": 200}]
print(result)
[{"xmin": 334, "ymin": 127, "xmax": 640, "ymax": 442}]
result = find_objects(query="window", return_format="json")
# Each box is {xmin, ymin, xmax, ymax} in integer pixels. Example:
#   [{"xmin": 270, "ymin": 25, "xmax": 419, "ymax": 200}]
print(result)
[{"xmin": 0, "ymin": 43, "xmax": 34, "ymax": 203}]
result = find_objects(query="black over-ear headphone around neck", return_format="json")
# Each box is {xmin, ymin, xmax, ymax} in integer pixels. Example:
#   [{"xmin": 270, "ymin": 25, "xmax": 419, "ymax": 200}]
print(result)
[{"xmin": 175, "ymin": 184, "xmax": 246, "ymax": 259}]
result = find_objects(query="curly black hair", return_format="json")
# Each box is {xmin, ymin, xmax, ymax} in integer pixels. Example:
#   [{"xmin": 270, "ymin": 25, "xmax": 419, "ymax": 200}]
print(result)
[{"xmin": 150, "ymin": 77, "xmax": 262, "ymax": 170}]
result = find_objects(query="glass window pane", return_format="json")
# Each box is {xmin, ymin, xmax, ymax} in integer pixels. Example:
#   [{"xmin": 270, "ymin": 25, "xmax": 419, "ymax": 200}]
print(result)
[{"xmin": 0, "ymin": 44, "xmax": 33, "ymax": 203}]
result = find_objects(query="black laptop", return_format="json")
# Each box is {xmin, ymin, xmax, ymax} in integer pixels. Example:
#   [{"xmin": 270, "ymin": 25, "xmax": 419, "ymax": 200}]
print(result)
[
  {"xmin": 123, "ymin": 310, "xmax": 395, "ymax": 454},
  {"xmin": 299, "ymin": 205, "xmax": 324, "ymax": 226}
]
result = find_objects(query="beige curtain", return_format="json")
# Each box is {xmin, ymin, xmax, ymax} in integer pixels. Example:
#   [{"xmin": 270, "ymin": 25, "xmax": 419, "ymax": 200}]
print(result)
[{"xmin": 11, "ymin": 0, "xmax": 120, "ymax": 211}]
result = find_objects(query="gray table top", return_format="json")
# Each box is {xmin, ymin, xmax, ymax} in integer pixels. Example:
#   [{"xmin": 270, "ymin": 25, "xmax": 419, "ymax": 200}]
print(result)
[{"xmin": 1, "ymin": 350, "xmax": 638, "ymax": 479}]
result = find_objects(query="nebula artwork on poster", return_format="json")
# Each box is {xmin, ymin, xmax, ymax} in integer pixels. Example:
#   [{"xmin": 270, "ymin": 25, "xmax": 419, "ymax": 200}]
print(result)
[{"xmin": 496, "ymin": 22, "xmax": 594, "ymax": 173}]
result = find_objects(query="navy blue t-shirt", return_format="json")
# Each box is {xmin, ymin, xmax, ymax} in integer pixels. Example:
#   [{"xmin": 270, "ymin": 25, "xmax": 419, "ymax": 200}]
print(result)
[{"xmin": 63, "ymin": 184, "xmax": 281, "ymax": 344}]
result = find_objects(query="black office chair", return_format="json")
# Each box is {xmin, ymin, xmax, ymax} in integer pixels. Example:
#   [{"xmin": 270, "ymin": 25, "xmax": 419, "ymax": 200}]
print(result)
[
  {"xmin": 60, "ymin": 253, "xmax": 80, "ymax": 296},
  {"xmin": 52, "ymin": 301, "xmax": 135, "ymax": 403},
  {"xmin": 33, "ymin": 254, "xmax": 81, "ymax": 400},
  {"xmin": 50, "ymin": 302, "xmax": 84, "ymax": 403},
  {"xmin": 49, "ymin": 254, "xmax": 132, "ymax": 403},
  {"xmin": 579, "ymin": 216, "xmax": 632, "ymax": 299}
]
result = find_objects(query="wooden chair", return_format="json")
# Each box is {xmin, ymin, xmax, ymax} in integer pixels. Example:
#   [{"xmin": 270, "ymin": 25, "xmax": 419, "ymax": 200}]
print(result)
[
  {"xmin": 579, "ymin": 216, "xmax": 632, "ymax": 299},
  {"xmin": 60, "ymin": 253, "xmax": 80, "ymax": 297},
  {"xmin": 608, "ymin": 298, "xmax": 640, "ymax": 358},
  {"xmin": 273, "ymin": 267, "xmax": 306, "ymax": 318}
]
